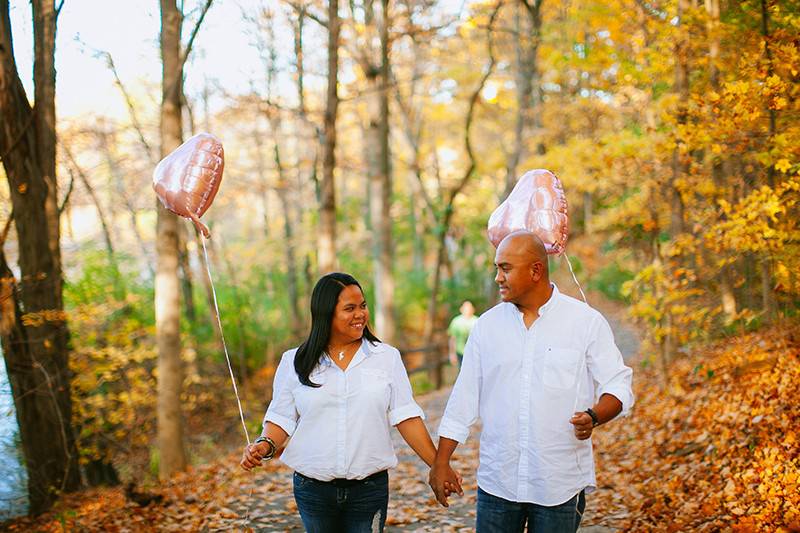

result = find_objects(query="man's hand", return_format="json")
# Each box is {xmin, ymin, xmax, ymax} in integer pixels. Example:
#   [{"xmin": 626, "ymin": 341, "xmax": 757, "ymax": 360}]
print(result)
[
  {"xmin": 570, "ymin": 411, "xmax": 594, "ymax": 441},
  {"xmin": 240, "ymin": 442, "xmax": 270, "ymax": 471},
  {"xmin": 429, "ymin": 460, "xmax": 464, "ymax": 507}
]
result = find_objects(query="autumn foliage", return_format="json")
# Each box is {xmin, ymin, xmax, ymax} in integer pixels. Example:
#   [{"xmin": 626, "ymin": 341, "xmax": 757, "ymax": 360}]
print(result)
[{"xmin": 588, "ymin": 325, "xmax": 800, "ymax": 532}]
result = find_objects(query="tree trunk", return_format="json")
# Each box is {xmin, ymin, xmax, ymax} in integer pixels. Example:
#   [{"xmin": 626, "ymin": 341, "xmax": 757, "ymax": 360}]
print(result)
[
  {"xmin": 705, "ymin": 0, "xmax": 737, "ymax": 321},
  {"xmin": 425, "ymin": 217, "xmax": 452, "ymax": 389},
  {"xmin": 670, "ymin": 0, "xmax": 690, "ymax": 236},
  {"xmin": 760, "ymin": 0, "xmax": 777, "ymax": 188},
  {"xmin": 0, "ymin": 0, "xmax": 81, "ymax": 514},
  {"xmin": 157, "ymin": 0, "xmax": 188, "ymax": 479},
  {"xmin": 293, "ymin": 7, "xmax": 306, "ymax": 115},
  {"xmin": 193, "ymin": 229, "xmax": 223, "ymax": 352},
  {"xmin": 33, "ymin": 0, "xmax": 60, "ymax": 299},
  {"xmin": 319, "ymin": 0, "xmax": 340, "ymax": 274},
  {"xmin": 761, "ymin": 258, "xmax": 776, "ymax": 320},
  {"xmin": 392, "ymin": 35, "xmax": 427, "ymax": 274},
  {"xmin": 759, "ymin": 0, "xmax": 777, "ymax": 317},
  {"xmin": 504, "ymin": 0, "xmax": 542, "ymax": 199},
  {"xmin": 362, "ymin": 0, "xmax": 395, "ymax": 342},
  {"xmin": 408, "ymin": 172, "xmax": 425, "ymax": 272},
  {"xmin": 272, "ymin": 142, "xmax": 303, "ymax": 337},
  {"xmin": 177, "ymin": 223, "xmax": 196, "ymax": 323}
]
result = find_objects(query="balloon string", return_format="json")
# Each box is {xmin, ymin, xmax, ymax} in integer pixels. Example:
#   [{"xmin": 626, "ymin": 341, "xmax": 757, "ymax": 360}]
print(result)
[
  {"xmin": 563, "ymin": 251, "xmax": 588, "ymax": 474},
  {"xmin": 563, "ymin": 252, "xmax": 587, "ymax": 303},
  {"xmin": 201, "ymin": 236, "xmax": 251, "ymax": 446}
]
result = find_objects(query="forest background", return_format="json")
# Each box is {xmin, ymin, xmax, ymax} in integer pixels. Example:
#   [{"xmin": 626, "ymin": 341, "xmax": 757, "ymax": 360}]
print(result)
[{"xmin": 1, "ymin": 0, "xmax": 798, "ymax": 530}]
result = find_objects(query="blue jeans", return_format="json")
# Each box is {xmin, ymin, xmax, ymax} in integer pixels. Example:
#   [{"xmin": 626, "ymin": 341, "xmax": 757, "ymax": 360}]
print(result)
[
  {"xmin": 476, "ymin": 486, "xmax": 585, "ymax": 533},
  {"xmin": 293, "ymin": 471, "xmax": 388, "ymax": 533}
]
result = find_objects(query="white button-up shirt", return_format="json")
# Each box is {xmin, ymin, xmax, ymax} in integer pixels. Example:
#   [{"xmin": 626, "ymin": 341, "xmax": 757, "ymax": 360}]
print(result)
[
  {"xmin": 438, "ymin": 284, "xmax": 634, "ymax": 506},
  {"xmin": 264, "ymin": 339, "xmax": 424, "ymax": 481}
]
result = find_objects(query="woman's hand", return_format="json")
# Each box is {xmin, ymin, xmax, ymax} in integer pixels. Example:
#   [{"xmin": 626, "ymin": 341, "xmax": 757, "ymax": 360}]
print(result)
[
  {"xmin": 240, "ymin": 442, "xmax": 270, "ymax": 471},
  {"xmin": 240, "ymin": 423, "xmax": 289, "ymax": 471}
]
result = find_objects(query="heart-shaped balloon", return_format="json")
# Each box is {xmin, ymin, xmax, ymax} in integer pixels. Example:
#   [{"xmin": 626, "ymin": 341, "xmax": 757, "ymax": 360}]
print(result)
[
  {"xmin": 153, "ymin": 132, "xmax": 224, "ymax": 238},
  {"xmin": 487, "ymin": 169, "xmax": 569, "ymax": 254}
]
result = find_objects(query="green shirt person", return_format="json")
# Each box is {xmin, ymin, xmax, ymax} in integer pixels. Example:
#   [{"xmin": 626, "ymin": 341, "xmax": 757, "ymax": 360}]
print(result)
[{"xmin": 447, "ymin": 301, "xmax": 478, "ymax": 367}]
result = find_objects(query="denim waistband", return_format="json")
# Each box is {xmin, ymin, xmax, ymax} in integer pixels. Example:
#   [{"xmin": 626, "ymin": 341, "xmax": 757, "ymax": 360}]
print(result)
[{"xmin": 295, "ymin": 469, "xmax": 388, "ymax": 488}]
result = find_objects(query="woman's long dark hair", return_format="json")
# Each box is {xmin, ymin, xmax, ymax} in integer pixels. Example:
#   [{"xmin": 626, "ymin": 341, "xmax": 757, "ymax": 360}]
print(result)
[{"xmin": 295, "ymin": 272, "xmax": 380, "ymax": 386}]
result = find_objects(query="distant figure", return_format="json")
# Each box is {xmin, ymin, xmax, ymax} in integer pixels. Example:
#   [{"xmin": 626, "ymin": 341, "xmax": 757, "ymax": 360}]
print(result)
[{"xmin": 447, "ymin": 300, "xmax": 478, "ymax": 368}]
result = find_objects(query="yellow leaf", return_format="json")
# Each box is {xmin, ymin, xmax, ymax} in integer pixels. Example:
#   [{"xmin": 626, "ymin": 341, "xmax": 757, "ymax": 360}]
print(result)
[{"xmin": 775, "ymin": 159, "xmax": 792, "ymax": 173}]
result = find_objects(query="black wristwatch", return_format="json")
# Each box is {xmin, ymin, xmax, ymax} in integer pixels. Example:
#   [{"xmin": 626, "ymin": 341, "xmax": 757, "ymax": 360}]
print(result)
[
  {"xmin": 585, "ymin": 408, "xmax": 600, "ymax": 427},
  {"xmin": 254, "ymin": 436, "xmax": 277, "ymax": 460}
]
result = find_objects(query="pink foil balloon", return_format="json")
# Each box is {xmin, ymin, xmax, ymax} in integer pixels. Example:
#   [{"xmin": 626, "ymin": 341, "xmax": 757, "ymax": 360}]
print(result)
[
  {"xmin": 153, "ymin": 133, "xmax": 224, "ymax": 238},
  {"xmin": 487, "ymin": 169, "xmax": 569, "ymax": 254}
]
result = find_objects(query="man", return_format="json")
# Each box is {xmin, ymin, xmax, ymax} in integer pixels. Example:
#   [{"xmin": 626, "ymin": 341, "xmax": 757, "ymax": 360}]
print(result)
[
  {"xmin": 429, "ymin": 231, "xmax": 633, "ymax": 532},
  {"xmin": 448, "ymin": 300, "xmax": 479, "ymax": 367}
]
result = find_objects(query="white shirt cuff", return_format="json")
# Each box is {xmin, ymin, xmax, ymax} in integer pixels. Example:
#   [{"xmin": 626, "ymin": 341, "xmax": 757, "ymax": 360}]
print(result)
[
  {"xmin": 389, "ymin": 402, "xmax": 425, "ymax": 426},
  {"xmin": 437, "ymin": 419, "xmax": 470, "ymax": 444},
  {"xmin": 264, "ymin": 412, "xmax": 297, "ymax": 436},
  {"xmin": 598, "ymin": 386, "xmax": 634, "ymax": 417}
]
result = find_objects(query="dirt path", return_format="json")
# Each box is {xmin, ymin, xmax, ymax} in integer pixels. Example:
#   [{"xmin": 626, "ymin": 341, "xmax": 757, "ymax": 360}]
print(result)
[{"xmin": 218, "ymin": 295, "xmax": 639, "ymax": 532}]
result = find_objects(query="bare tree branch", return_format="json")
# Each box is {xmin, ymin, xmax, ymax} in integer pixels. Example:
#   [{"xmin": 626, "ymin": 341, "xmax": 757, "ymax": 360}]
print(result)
[
  {"xmin": 285, "ymin": 0, "xmax": 327, "ymax": 28},
  {"xmin": 518, "ymin": 0, "xmax": 542, "ymax": 22},
  {"xmin": 449, "ymin": 0, "xmax": 501, "ymax": 203},
  {"xmin": 62, "ymin": 145, "xmax": 116, "ymax": 258},
  {"xmin": 58, "ymin": 168, "xmax": 75, "ymax": 215},
  {"xmin": 101, "ymin": 51, "xmax": 156, "ymax": 163},
  {"xmin": 180, "ymin": 0, "xmax": 214, "ymax": 71}
]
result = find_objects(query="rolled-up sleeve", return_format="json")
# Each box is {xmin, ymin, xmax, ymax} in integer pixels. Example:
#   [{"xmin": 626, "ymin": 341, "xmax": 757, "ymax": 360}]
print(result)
[
  {"xmin": 438, "ymin": 322, "xmax": 481, "ymax": 443},
  {"xmin": 587, "ymin": 313, "xmax": 634, "ymax": 416},
  {"xmin": 388, "ymin": 348, "xmax": 425, "ymax": 426},
  {"xmin": 263, "ymin": 351, "xmax": 299, "ymax": 435}
]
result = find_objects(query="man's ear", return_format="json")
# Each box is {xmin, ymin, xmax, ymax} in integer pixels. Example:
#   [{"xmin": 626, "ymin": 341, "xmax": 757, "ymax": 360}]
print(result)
[{"xmin": 531, "ymin": 261, "xmax": 544, "ymax": 281}]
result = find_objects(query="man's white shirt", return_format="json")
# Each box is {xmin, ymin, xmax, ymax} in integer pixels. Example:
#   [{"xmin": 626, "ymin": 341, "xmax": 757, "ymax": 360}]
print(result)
[
  {"xmin": 438, "ymin": 284, "xmax": 634, "ymax": 506},
  {"xmin": 264, "ymin": 339, "xmax": 424, "ymax": 481}
]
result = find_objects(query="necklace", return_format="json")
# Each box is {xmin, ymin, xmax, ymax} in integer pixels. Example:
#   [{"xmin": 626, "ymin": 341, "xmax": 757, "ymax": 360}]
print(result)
[{"xmin": 328, "ymin": 339, "xmax": 359, "ymax": 361}]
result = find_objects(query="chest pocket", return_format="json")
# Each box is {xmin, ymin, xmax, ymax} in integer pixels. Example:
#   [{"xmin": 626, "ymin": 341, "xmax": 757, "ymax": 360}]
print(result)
[{"xmin": 542, "ymin": 348, "xmax": 583, "ymax": 389}]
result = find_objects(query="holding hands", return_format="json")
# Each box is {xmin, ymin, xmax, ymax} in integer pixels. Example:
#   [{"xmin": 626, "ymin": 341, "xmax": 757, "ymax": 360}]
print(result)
[{"xmin": 429, "ymin": 460, "xmax": 464, "ymax": 507}]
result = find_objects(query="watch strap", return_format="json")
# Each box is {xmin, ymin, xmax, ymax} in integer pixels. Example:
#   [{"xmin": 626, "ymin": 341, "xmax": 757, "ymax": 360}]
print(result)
[{"xmin": 585, "ymin": 408, "xmax": 600, "ymax": 427}]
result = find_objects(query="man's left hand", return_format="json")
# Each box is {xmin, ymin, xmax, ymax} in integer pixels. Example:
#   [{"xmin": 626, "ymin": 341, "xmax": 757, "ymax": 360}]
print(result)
[{"xmin": 570, "ymin": 412, "xmax": 594, "ymax": 441}]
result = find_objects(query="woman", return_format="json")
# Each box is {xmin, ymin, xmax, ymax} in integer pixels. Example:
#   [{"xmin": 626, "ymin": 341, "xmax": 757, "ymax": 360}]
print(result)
[{"xmin": 241, "ymin": 272, "xmax": 442, "ymax": 532}]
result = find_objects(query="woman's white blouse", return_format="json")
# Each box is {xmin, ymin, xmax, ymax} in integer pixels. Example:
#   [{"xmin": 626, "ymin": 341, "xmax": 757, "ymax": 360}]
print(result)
[{"xmin": 264, "ymin": 340, "xmax": 424, "ymax": 481}]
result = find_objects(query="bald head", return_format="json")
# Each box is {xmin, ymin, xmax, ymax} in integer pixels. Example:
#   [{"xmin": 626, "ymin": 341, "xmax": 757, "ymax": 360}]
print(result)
[
  {"xmin": 497, "ymin": 230, "xmax": 548, "ymax": 265},
  {"xmin": 494, "ymin": 231, "xmax": 551, "ymax": 305}
]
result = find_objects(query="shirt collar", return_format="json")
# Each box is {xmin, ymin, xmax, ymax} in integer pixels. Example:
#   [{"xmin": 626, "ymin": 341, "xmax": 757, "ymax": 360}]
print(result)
[
  {"xmin": 329, "ymin": 338, "xmax": 381, "ymax": 370},
  {"xmin": 363, "ymin": 338, "xmax": 387, "ymax": 356},
  {"xmin": 320, "ymin": 338, "xmax": 385, "ymax": 370},
  {"xmin": 537, "ymin": 283, "xmax": 559, "ymax": 317}
]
